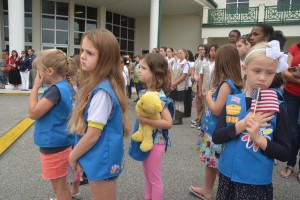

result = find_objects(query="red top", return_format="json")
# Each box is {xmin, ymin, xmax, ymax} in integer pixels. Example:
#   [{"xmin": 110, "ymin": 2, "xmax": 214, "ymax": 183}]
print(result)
[{"xmin": 284, "ymin": 44, "xmax": 300, "ymax": 97}]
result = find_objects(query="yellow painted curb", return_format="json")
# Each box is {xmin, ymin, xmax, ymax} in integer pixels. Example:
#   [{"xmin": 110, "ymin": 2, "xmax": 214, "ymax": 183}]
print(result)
[
  {"xmin": 0, "ymin": 118, "xmax": 35, "ymax": 155},
  {"xmin": 0, "ymin": 92, "xmax": 43, "ymax": 96}
]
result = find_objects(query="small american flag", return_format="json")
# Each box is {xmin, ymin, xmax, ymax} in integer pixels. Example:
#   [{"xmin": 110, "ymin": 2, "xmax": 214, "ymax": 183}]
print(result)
[{"xmin": 251, "ymin": 88, "xmax": 279, "ymax": 113}]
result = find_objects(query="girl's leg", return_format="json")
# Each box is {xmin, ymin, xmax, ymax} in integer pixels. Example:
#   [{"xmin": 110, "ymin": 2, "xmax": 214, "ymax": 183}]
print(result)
[
  {"xmin": 191, "ymin": 167, "xmax": 216, "ymax": 199},
  {"xmin": 142, "ymin": 158, "xmax": 152, "ymax": 199},
  {"xmin": 89, "ymin": 179, "xmax": 117, "ymax": 200},
  {"xmin": 50, "ymin": 176, "xmax": 71, "ymax": 200},
  {"xmin": 195, "ymin": 94, "xmax": 204, "ymax": 125},
  {"xmin": 142, "ymin": 144, "xmax": 165, "ymax": 200}
]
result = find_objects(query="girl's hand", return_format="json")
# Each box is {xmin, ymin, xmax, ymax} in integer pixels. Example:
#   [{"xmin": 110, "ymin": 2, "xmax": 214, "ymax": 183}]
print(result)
[
  {"xmin": 69, "ymin": 151, "xmax": 82, "ymax": 171},
  {"xmin": 171, "ymin": 82, "xmax": 176, "ymax": 88},
  {"xmin": 246, "ymin": 112, "xmax": 274, "ymax": 142},
  {"xmin": 194, "ymin": 75, "xmax": 199, "ymax": 82},
  {"xmin": 33, "ymin": 69, "xmax": 44, "ymax": 89},
  {"xmin": 206, "ymin": 90, "xmax": 213, "ymax": 97},
  {"xmin": 137, "ymin": 116, "xmax": 148, "ymax": 124},
  {"xmin": 291, "ymin": 70, "xmax": 300, "ymax": 79}
]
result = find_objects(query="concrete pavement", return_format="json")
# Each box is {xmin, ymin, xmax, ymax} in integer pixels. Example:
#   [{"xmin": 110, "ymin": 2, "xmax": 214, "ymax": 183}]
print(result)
[{"xmin": 0, "ymin": 93, "xmax": 299, "ymax": 200}]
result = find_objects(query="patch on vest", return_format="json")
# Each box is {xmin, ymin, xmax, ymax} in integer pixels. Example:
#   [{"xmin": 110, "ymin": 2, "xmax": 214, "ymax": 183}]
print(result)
[
  {"xmin": 241, "ymin": 127, "xmax": 273, "ymax": 152},
  {"xmin": 226, "ymin": 116, "xmax": 239, "ymax": 123},
  {"xmin": 110, "ymin": 164, "xmax": 121, "ymax": 174},
  {"xmin": 226, "ymin": 104, "xmax": 241, "ymax": 115}
]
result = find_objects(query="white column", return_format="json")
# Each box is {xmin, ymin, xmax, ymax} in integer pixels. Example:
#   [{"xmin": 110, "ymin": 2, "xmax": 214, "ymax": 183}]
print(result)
[
  {"xmin": 202, "ymin": 7, "xmax": 209, "ymax": 24},
  {"xmin": 149, "ymin": 0, "xmax": 160, "ymax": 51},
  {"xmin": 69, "ymin": 0, "xmax": 75, "ymax": 56},
  {"xmin": 98, "ymin": 6, "xmax": 106, "ymax": 29},
  {"xmin": 258, "ymin": 4, "xmax": 265, "ymax": 23},
  {"xmin": 8, "ymin": 0, "xmax": 24, "ymax": 53},
  {"xmin": 0, "ymin": 0, "xmax": 3, "ymax": 49},
  {"xmin": 203, "ymin": 38, "xmax": 208, "ymax": 44},
  {"xmin": 32, "ymin": 0, "xmax": 41, "ymax": 52}
]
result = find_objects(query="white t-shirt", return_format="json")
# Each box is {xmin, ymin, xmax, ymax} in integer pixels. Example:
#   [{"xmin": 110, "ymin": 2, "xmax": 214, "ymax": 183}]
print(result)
[
  {"xmin": 122, "ymin": 71, "xmax": 127, "ymax": 86},
  {"xmin": 187, "ymin": 61, "xmax": 194, "ymax": 87},
  {"xmin": 87, "ymin": 89, "xmax": 113, "ymax": 125},
  {"xmin": 199, "ymin": 58, "xmax": 208, "ymax": 75}
]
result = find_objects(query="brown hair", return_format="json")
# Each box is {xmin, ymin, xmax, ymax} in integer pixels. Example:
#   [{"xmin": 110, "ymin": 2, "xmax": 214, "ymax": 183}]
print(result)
[
  {"xmin": 142, "ymin": 53, "xmax": 169, "ymax": 93},
  {"xmin": 69, "ymin": 29, "xmax": 130, "ymax": 137},
  {"xmin": 211, "ymin": 44, "xmax": 243, "ymax": 89}
]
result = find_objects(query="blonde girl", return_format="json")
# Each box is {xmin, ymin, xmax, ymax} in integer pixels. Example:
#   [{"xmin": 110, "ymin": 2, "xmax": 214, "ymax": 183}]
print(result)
[
  {"xmin": 190, "ymin": 45, "xmax": 243, "ymax": 200},
  {"xmin": 213, "ymin": 41, "xmax": 290, "ymax": 199},
  {"xmin": 68, "ymin": 29, "xmax": 130, "ymax": 200},
  {"xmin": 29, "ymin": 49, "xmax": 78, "ymax": 200}
]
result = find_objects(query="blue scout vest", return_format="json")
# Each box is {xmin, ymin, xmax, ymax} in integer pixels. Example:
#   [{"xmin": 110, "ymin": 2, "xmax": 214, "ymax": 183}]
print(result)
[
  {"xmin": 34, "ymin": 80, "xmax": 74, "ymax": 147},
  {"xmin": 201, "ymin": 79, "xmax": 241, "ymax": 135},
  {"xmin": 75, "ymin": 80, "xmax": 124, "ymax": 181},
  {"xmin": 219, "ymin": 91, "xmax": 284, "ymax": 185},
  {"xmin": 128, "ymin": 91, "xmax": 174, "ymax": 161}
]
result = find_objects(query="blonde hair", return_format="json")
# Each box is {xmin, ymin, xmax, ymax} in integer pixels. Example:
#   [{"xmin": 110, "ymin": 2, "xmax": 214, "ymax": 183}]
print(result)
[
  {"xmin": 69, "ymin": 29, "xmax": 130, "ymax": 137},
  {"xmin": 179, "ymin": 48, "xmax": 188, "ymax": 60},
  {"xmin": 244, "ymin": 42, "xmax": 269, "ymax": 66},
  {"xmin": 33, "ymin": 49, "xmax": 78, "ymax": 83}
]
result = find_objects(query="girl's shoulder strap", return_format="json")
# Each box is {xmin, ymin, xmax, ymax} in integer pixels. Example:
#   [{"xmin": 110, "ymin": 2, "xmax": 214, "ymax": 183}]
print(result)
[
  {"xmin": 160, "ymin": 96, "xmax": 174, "ymax": 118},
  {"xmin": 214, "ymin": 78, "xmax": 242, "ymax": 98}
]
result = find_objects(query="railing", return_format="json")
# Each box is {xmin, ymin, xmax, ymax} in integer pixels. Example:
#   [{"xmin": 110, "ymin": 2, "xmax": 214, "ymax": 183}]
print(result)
[
  {"xmin": 207, "ymin": 7, "xmax": 259, "ymax": 25},
  {"xmin": 264, "ymin": 5, "xmax": 300, "ymax": 23}
]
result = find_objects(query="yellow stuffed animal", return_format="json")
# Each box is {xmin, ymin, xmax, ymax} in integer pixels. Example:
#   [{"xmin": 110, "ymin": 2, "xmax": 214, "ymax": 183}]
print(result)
[{"xmin": 132, "ymin": 91, "xmax": 163, "ymax": 152}]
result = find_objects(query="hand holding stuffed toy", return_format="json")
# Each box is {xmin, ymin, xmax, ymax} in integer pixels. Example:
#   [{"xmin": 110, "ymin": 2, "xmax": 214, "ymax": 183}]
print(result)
[{"xmin": 132, "ymin": 91, "xmax": 163, "ymax": 152}]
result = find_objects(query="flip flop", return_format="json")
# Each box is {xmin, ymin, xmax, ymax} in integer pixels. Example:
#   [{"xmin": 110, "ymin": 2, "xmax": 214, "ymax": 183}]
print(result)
[
  {"xmin": 188, "ymin": 186, "xmax": 211, "ymax": 200},
  {"xmin": 280, "ymin": 166, "xmax": 294, "ymax": 178}
]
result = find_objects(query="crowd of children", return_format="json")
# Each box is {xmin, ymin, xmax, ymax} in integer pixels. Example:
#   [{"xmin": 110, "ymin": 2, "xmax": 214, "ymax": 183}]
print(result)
[{"xmin": 28, "ymin": 22, "xmax": 300, "ymax": 199}]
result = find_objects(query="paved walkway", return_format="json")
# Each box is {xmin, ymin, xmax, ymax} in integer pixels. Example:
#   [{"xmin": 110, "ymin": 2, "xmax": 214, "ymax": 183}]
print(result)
[{"xmin": 0, "ymin": 92, "xmax": 299, "ymax": 199}]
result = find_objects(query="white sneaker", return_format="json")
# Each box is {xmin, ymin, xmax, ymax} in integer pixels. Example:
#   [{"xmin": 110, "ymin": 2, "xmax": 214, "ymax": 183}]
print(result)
[
  {"xmin": 190, "ymin": 124, "xmax": 197, "ymax": 128},
  {"xmin": 72, "ymin": 193, "xmax": 82, "ymax": 200},
  {"xmin": 198, "ymin": 126, "xmax": 201, "ymax": 130},
  {"xmin": 191, "ymin": 119, "xmax": 197, "ymax": 124}
]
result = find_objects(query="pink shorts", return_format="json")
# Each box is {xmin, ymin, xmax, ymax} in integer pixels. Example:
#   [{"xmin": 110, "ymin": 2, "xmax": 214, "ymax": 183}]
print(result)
[{"xmin": 40, "ymin": 147, "xmax": 71, "ymax": 180}]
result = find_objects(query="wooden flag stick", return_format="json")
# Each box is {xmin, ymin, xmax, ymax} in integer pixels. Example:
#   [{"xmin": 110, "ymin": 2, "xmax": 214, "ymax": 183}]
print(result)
[{"xmin": 252, "ymin": 87, "xmax": 261, "ymax": 116}]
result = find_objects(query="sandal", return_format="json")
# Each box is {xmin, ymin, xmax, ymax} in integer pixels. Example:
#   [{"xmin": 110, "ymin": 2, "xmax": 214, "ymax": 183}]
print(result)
[
  {"xmin": 280, "ymin": 166, "xmax": 294, "ymax": 178},
  {"xmin": 188, "ymin": 185, "xmax": 212, "ymax": 200}
]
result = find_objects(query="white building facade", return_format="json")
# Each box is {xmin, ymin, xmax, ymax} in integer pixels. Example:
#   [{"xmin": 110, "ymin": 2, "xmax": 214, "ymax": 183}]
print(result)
[{"xmin": 0, "ymin": 0, "xmax": 299, "ymax": 57}]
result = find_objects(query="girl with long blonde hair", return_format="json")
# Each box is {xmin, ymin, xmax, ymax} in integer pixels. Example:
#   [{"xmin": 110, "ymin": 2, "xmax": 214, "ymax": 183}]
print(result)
[{"xmin": 69, "ymin": 29, "xmax": 130, "ymax": 200}]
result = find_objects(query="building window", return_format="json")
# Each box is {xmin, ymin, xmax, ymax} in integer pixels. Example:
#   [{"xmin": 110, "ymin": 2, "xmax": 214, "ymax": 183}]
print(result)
[
  {"xmin": 226, "ymin": 0, "xmax": 249, "ymax": 13},
  {"xmin": 278, "ymin": 0, "xmax": 300, "ymax": 11},
  {"xmin": 42, "ymin": 0, "xmax": 69, "ymax": 55},
  {"xmin": 2, "ymin": 0, "xmax": 32, "ymax": 50},
  {"xmin": 73, "ymin": 4, "xmax": 97, "ymax": 54},
  {"xmin": 106, "ymin": 11, "xmax": 135, "ymax": 57}
]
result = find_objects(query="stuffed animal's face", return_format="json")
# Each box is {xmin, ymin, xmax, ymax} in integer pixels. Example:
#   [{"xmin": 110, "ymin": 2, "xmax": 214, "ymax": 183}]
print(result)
[{"xmin": 137, "ymin": 91, "xmax": 163, "ymax": 114}]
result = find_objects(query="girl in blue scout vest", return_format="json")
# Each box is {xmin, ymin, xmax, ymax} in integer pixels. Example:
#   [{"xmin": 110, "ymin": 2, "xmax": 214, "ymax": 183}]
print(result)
[
  {"xmin": 29, "ymin": 49, "xmax": 78, "ymax": 200},
  {"xmin": 213, "ymin": 41, "xmax": 291, "ymax": 199},
  {"xmin": 68, "ymin": 29, "xmax": 130, "ymax": 200},
  {"xmin": 189, "ymin": 45, "xmax": 243, "ymax": 200},
  {"xmin": 129, "ymin": 53, "xmax": 173, "ymax": 200}
]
